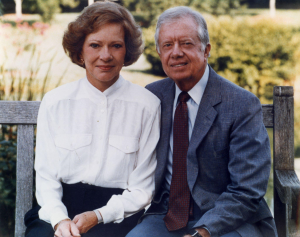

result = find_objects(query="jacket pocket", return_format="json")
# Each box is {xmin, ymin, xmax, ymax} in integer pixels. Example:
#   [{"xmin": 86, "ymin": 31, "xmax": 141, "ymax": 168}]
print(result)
[
  {"xmin": 54, "ymin": 133, "xmax": 92, "ymax": 179},
  {"xmin": 104, "ymin": 135, "xmax": 139, "ymax": 183}
]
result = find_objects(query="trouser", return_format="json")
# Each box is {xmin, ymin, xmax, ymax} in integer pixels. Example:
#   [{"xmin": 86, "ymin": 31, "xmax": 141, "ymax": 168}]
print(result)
[
  {"xmin": 126, "ymin": 192, "xmax": 264, "ymax": 237},
  {"xmin": 25, "ymin": 182, "xmax": 144, "ymax": 237}
]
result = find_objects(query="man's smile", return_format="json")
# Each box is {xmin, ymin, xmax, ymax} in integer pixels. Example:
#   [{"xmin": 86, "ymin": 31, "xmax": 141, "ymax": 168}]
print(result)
[{"xmin": 171, "ymin": 63, "xmax": 188, "ymax": 68}]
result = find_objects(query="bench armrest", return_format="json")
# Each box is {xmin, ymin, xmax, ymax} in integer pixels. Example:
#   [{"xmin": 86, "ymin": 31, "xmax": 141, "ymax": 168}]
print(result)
[{"xmin": 274, "ymin": 170, "xmax": 300, "ymax": 219}]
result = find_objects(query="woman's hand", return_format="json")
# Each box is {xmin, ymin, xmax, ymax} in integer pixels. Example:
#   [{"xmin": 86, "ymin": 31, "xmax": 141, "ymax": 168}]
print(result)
[
  {"xmin": 54, "ymin": 219, "xmax": 81, "ymax": 237},
  {"xmin": 73, "ymin": 211, "xmax": 98, "ymax": 234}
]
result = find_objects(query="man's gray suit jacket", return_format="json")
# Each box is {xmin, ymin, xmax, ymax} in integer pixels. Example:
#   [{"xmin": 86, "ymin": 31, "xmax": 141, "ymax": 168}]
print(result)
[{"xmin": 145, "ymin": 66, "xmax": 277, "ymax": 237}]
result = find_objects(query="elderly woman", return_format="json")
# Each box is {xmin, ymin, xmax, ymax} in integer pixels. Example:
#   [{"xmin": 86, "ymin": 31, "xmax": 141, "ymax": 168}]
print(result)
[{"xmin": 24, "ymin": 2, "xmax": 160, "ymax": 237}]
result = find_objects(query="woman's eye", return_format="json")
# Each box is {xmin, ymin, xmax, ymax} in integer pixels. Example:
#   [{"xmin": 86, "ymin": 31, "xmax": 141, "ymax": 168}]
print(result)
[
  {"xmin": 113, "ymin": 44, "xmax": 122, "ymax": 49},
  {"xmin": 90, "ymin": 43, "xmax": 99, "ymax": 48}
]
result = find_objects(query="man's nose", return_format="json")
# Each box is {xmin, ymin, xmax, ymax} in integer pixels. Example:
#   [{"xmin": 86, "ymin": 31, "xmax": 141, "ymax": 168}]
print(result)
[
  {"xmin": 100, "ymin": 47, "xmax": 113, "ymax": 62},
  {"xmin": 171, "ymin": 43, "xmax": 183, "ymax": 58}
]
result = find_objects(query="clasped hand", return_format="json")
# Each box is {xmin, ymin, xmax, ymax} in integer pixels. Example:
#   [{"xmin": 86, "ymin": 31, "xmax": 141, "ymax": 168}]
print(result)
[{"xmin": 54, "ymin": 211, "xmax": 98, "ymax": 237}]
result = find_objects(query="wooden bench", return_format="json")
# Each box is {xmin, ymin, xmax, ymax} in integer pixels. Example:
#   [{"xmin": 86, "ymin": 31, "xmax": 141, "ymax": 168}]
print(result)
[{"xmin": 0, "ymin": 86, "xmax": 299, "ymax": 237}]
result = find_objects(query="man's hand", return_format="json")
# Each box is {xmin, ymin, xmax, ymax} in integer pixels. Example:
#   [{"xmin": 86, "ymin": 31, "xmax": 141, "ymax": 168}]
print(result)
[
  {"xmin": 54, "ymin": 219, "xmax": 81, "ymax": 237},
  {"xmin": 73, "ymin": 211, "xmax": 98, "ymax": 234},
  {"xmin": 183, "ymin": 228, "xmax": 211, "ymax": 237}
]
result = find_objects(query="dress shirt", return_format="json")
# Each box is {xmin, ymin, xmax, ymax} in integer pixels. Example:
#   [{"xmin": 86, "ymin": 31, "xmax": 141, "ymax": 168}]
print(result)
[
  {"xmin": 35, "ymin": 75, "xmax": 161, "ymax": 228},
  {"xmin": 164, "ymin": 64, "xmax": 209, "ymax": 190}
]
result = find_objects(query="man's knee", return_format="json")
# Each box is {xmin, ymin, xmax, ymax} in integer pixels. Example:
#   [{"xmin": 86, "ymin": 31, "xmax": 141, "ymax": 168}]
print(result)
[
  {"xmin": 126, "ymin": 216, "xmax": 157, "ymax": 237},
  {"xmin": 126, "ymin": 215, "xmax": 187, "ymax": 237}
]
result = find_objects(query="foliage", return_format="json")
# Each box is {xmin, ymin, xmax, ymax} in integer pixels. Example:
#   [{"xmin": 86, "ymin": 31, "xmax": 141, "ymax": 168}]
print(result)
[
  {"xmin": 0, "ymin": 22, "xmax": 66, "ymax": 100},
  {"xmin": 123, "ymin": 0, "xmax": 244, "ymax": 27},
  {"xmin": 37, "ymin": 0, "xmax": 60, "ymax": 22},
  {"xmin": 143, "ymin": 16, "xmax": 300, "ymax": 103},
  {"xmin": 191, "ymin": 0, "xmax": 244, "ymax": 16},
  {"xmin": 0, "ymin": 126, "xmax": 17, "ymax": 237},
  {"xmin": 0, "ymin": 0, "xmax": 3, "ymax": 16},
  {"xmin": 143, "ymin": 25, "xmax": 165, "ymax": 75},
  {"xmin": 36, "ymin": 0, "xmax": 79, "ymax": 22},
  {"xmin": 208, "ymin": 17, "xmax": 300, "ymax": 102}
]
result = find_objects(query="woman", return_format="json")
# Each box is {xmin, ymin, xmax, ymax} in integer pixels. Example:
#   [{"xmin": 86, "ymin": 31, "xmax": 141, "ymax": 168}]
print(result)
[{"xmin": 24, "ymin": 2, "xmax": 160, "ymax": 237}]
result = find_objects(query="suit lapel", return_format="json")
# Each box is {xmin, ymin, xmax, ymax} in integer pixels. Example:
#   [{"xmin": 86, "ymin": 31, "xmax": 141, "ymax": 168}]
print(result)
[
  {"xmin": 187, "ymin": 66, "xmax": 222, "ymax": 191},
  {"xmin": 155, "ymin": 79, "xmax": 175, "ymax": 192}
]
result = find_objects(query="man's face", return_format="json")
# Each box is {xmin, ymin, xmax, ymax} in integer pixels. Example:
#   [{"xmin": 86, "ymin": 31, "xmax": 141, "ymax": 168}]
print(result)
[{"xmin": 157, "ymin": 17, "xmax": 211, "ymax": 91}]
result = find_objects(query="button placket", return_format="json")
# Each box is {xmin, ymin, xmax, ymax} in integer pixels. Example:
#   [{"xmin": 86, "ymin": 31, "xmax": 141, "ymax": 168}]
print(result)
[{"xmin": 91, "ymin": 96, "xmax": 108, "ymax": 183}]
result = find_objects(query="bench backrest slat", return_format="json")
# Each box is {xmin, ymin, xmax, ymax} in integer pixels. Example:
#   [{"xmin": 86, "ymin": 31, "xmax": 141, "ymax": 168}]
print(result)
[
  {"xmin": 0, "ymin": 101, "xmax": 40, "ymax": 124},
  {"xmin": 262, "ymin": 104, "xmax": 274, "ymax": 128},
  {"xmin": 15, "ymin": 125, "xmax": 35, "ymax": 237}
]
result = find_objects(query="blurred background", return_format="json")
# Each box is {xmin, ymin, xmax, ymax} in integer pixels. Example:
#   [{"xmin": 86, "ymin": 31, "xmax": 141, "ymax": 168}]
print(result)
[{"xmin": 0, "ymin": 0, "xmax": 300, "ymax": 236}]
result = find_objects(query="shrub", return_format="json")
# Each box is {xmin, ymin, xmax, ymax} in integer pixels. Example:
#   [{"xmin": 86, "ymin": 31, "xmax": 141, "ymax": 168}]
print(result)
[
  {"xmin": 0, "ymin": 126, "xmax": 17, "ymax": 237},
  {"xmin": 143, "ymin": 25, "xmax": 165, "ymax": 76},
  {"xmin": 36, "ymin": 0, "xmax": 79, "ymax": 23},
  {"xmin": 36, "ymin": 0, "xmax": 60, "ymax": 23},
  {"xmin": 208, "ymin": 16, "xmax": 300, "ymax": 103}
]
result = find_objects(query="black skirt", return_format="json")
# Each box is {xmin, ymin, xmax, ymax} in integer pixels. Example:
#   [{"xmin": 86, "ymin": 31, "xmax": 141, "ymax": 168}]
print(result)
[{"xmin": 25, "ymin": 182, "xmax": 144, "ymax": 237}]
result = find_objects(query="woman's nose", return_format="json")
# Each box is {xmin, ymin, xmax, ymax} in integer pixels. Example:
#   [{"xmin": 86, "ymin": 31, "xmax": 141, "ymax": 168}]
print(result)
[{"xmin": 100, "ymin": 47, "xmax": 113, "ymax": 62}]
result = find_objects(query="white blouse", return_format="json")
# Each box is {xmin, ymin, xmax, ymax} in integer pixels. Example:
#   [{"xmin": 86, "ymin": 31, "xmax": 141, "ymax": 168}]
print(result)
[{"xmin": 35, "ymin": 76, "xmax": 161, "ymax": 228}]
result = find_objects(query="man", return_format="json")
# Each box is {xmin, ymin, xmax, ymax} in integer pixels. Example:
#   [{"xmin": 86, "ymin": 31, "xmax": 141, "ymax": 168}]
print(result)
[{"xmin": 127, "ymin": 6, "xmax": 277, "ymax": 237}]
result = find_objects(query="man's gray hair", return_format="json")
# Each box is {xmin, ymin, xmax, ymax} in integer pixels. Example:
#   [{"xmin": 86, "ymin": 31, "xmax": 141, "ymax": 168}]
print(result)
[{"xmin": 155, "ymin": 6, "xmax": 210, "ymax": 54}]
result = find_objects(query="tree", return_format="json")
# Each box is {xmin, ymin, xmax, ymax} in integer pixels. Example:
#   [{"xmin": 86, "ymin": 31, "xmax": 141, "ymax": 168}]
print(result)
[{"xmin": 14, "ymin": 0, "xmax": 22, "ymax": 20}]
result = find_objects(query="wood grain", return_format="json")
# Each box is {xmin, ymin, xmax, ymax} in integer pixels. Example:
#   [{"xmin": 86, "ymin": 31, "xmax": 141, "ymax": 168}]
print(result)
[
  {"xmin": 273, "ymin": 86, "xmax": 294, "ymax": 170},
  {"xmin": 15, "ymin": 125, "xmax": 35, "ymax": 237},
  {"xmin": 262, "ymin": 104, "xmax": 273, "ymax": 128},
  {"xmin": 0, "ymin": 101, "xmax": 40, "ymax": 124}
]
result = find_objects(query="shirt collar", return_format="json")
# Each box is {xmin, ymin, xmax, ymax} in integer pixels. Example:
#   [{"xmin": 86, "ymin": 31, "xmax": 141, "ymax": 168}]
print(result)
[
  {"xmin": 174, "ymin": 64, "xmax": 209, "ymax": 105},
  {"xmin": 84, "ymin": 75, "xmax": 125, "ymax": 98}
]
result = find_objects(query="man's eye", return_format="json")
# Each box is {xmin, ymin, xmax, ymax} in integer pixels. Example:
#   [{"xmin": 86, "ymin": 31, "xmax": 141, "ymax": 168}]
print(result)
[
  {"xmin": 184, "ymin": 42, "xmax": 192, "ymax": 45},
  {"xmin": 164, "ymin": 43, "xmax": 171, "ymax": 47},
  {"xmin": 90, "ymin": 43, "xmax": 99, "ymax": 48}
]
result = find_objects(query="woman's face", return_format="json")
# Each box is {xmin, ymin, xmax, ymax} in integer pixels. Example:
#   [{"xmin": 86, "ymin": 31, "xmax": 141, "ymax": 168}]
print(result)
[{"xmin": 81, "ymin": 23, "xmax": 126, "ymax": 92}]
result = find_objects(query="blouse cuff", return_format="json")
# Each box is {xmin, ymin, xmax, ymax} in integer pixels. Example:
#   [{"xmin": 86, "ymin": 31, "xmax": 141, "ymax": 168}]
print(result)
[
  {"xmin": 98, "ymin": 195, "xmax": 124, "ymax": 224},
  {"xmin": 50, "ymin": 209, "xmax": 70, "ymax": 229}
]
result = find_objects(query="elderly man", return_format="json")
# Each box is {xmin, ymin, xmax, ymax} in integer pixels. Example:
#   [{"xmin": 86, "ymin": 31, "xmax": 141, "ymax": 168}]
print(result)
[{"xmin": 127, "ymin": 6, "xmax": 277, "ymax": 237}]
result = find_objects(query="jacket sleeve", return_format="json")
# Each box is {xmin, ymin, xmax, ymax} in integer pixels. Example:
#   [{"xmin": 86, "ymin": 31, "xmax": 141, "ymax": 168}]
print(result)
[{"xmin": 194, "ymin": 94, "xmax": 271, "ymax": 237}]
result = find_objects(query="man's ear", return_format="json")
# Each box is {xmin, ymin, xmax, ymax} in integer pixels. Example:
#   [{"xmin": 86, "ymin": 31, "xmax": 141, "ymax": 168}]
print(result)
[{"xmin": 204, "ymin": 43, "xmax": 211, "ymax": 58}]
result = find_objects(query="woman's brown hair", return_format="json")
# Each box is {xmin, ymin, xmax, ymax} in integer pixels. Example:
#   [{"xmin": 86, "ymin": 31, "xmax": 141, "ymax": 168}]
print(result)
[{"xmin": 62, "ymin": 1, "xmax": 143, "ymax": 67}]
